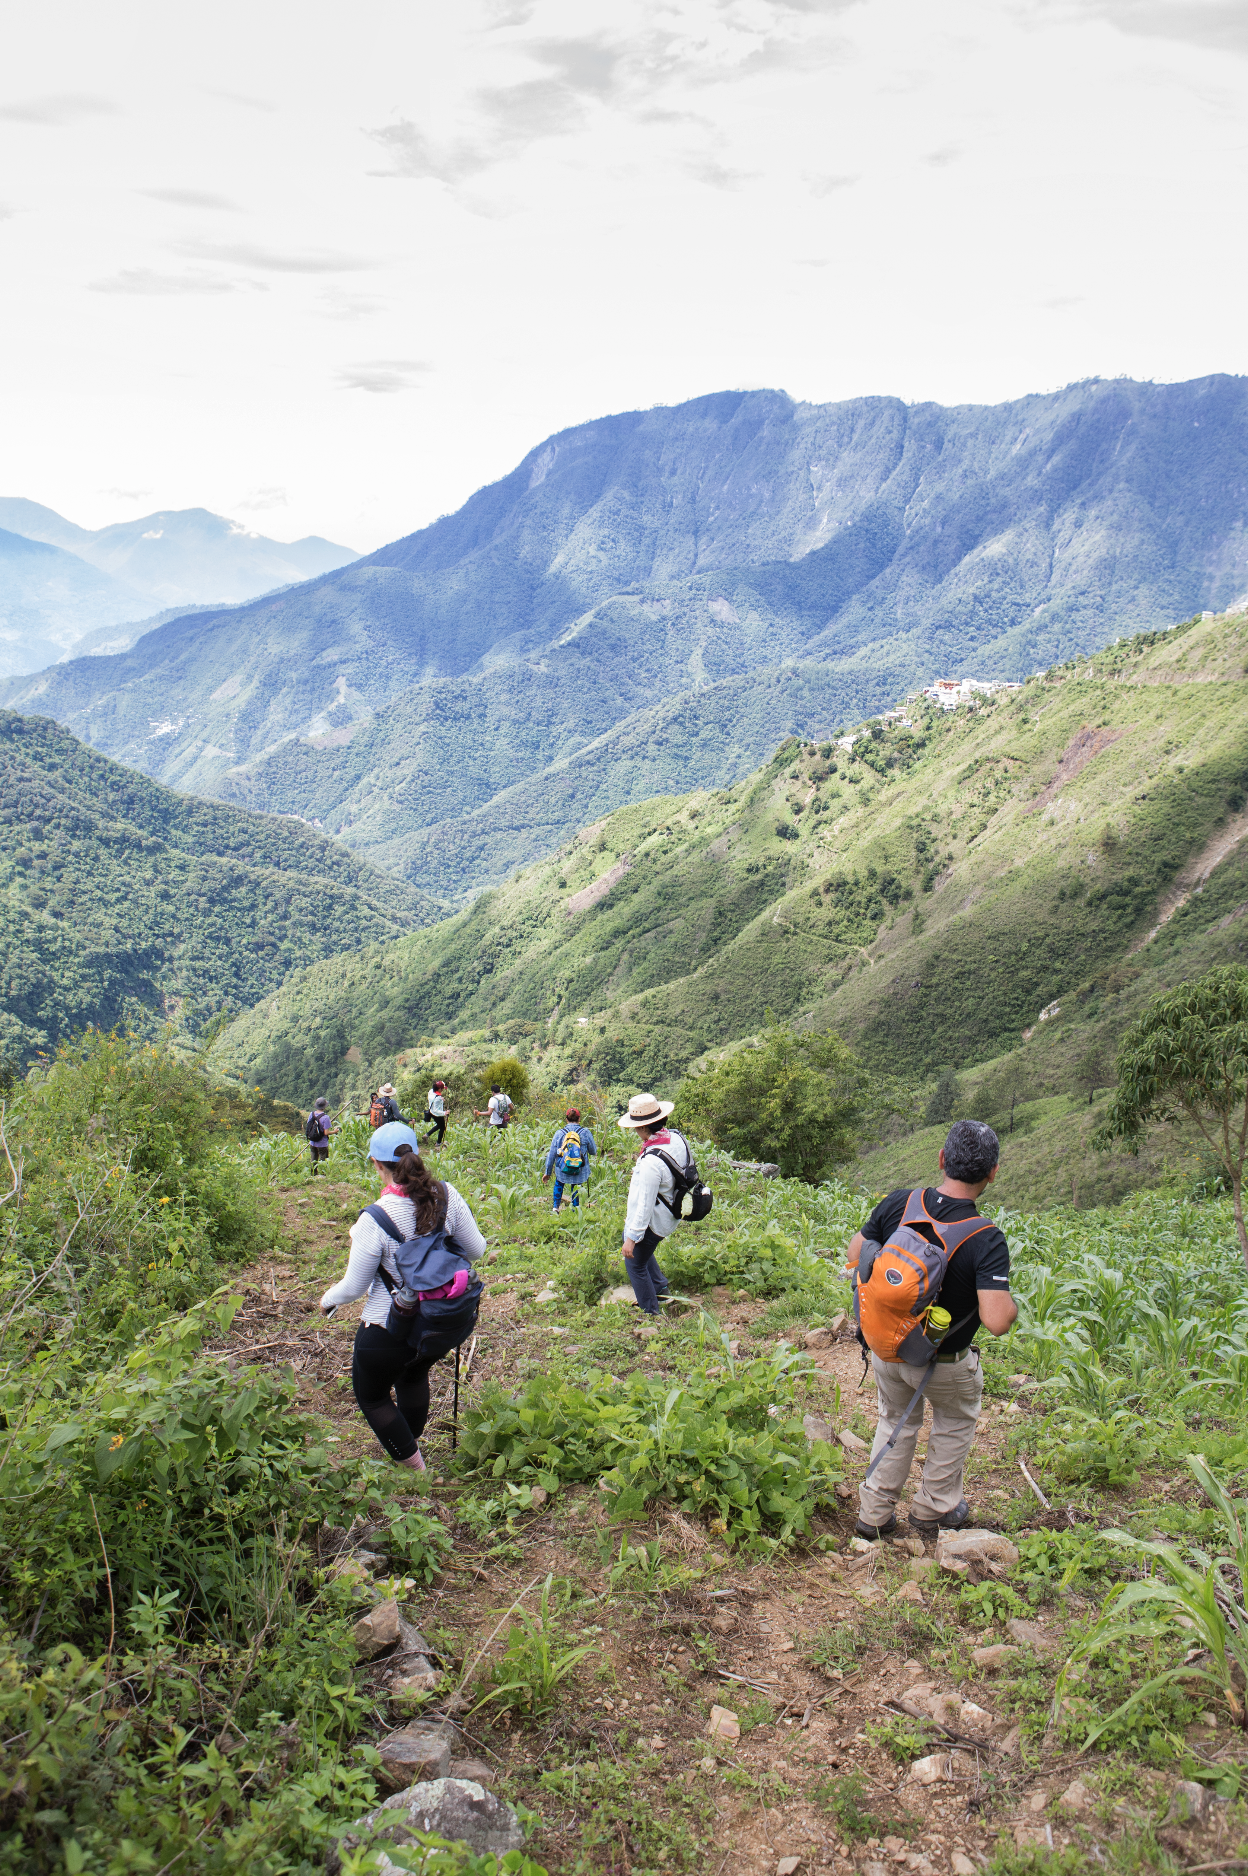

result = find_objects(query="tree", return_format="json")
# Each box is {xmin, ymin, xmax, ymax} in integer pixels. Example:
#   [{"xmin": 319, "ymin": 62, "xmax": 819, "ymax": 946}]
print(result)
[
  {"xmin": 675, "ymin": 1024, "xmax": 902, "ymax": 1183},
  {"xmin": 478, "ymin": 1055, "xmax": 531, "ymax": 1109},
  {"xmin": 924, "ymin": 1068, "xmax": 961, "ymax": 1129},
  {"xmin": 978, "ymin": 1051, "xmax": 1036, "ymax": 1136},
  {"xmin": 1074, "ymin": 1039, "xmax": 1111, "ymax": 1106},
  {"xmin": 1094, "ymin": 967, "xmax": 1248, "ymax": 1269}
]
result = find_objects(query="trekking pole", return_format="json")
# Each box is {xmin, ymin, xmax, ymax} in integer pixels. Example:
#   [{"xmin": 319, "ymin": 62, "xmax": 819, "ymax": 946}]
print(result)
[{"xmin": 452, "ymin": 1343, "xmax": 460, "ymax": 1453}]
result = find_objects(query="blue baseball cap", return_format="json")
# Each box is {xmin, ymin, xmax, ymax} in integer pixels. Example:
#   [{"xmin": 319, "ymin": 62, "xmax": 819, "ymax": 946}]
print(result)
[{"xmin": 368, "ymin": 1122, "xmax": 421, "ymax": 1162}]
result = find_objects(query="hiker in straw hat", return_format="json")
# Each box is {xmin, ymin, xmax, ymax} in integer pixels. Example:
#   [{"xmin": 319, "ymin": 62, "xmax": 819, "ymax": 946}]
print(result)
[{"xmin": 618, "ymin": 1091, "xmax": 688, "ymax": 1315}]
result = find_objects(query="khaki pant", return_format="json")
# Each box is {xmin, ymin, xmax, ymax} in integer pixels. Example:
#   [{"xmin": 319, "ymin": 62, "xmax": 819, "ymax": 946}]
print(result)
[{"xmin": 857, "ymin": 1349, "xmax": 983, "ymax": 1525}]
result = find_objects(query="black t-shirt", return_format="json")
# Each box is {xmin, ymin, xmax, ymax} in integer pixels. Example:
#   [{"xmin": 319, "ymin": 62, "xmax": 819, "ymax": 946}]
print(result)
[{"xmin": 860, "ymin": 1186, "xmax": 1011, "ymax": 1353}]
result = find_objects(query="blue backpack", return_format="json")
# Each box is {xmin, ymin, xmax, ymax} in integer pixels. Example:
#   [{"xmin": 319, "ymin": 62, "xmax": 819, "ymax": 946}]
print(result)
[
  {"xmin": 364, "ymin": 1190, "xmax": 482, "ymax": 1336},
  {"xmin": 556, "ymin": 1127, "xmax": 587, "ymax": 1179}
]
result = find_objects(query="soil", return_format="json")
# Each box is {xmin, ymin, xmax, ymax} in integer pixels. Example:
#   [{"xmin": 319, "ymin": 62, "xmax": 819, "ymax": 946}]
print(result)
[{"xmin": 209, "ymin": 1179, "xmax": 1245, "ymax": 1875}]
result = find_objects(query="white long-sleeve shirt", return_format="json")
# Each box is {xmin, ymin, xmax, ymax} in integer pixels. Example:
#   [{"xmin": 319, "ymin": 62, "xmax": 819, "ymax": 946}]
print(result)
[
  {"xmin": 624, "ymin": 1131, "xmax": 691, "ymax": 1243},
  {"xmin": 320, "ymin": 1184, "xmax": 486, "ymax": 1327}
]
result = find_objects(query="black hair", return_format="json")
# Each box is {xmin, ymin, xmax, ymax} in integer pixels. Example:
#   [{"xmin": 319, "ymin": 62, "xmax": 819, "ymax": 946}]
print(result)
[
  {"xmin": 378, "ymin": 1144, "xmax": 444, "ymax": 1233},
  {"xmin": 491, "ymin": 1084, "xmax": 501, "ymax": 1093},
  {"xmin": 943, "ymin": 1119, "xmax": 999, "ymax": 1184}
]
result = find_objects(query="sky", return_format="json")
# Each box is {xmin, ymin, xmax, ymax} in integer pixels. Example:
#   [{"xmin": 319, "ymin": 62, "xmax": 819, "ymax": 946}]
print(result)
[{"xmin": 1, "ymin": 0, "xmax": 1245, "ymax": 553}]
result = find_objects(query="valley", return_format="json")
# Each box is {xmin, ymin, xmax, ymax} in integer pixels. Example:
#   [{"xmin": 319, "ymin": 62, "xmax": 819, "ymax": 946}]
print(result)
[
  {"xmin": 6, "ymin": 375, "xmax": 1247, "ymax": 901},
  {"xmin": 213, "ymin": 605, "xmax": 1248, "ymax": 1212}
]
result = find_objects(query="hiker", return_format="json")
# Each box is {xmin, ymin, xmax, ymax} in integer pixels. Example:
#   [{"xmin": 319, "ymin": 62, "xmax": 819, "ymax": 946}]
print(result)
[
  {"xmin": 848, "ymin": 1119, "xmax": 1017, "ymax": 1541},
  {"xmin": 369, "ymin": 1084, "xmax": 402, "ymax": 1128},
  {"xmin": 318, "ymin": 1122, "xmax": 486, "ymax": 1472},
  {"xmin": 423, "ymin": 1078, "xmax": 449, "ymax": 1148},
  {"xmin": 305, "ymin": 1097, "xmax": 333, "ymax": 1172},
  {"xmin": 618, "ymin": 1091, "xmax": 690, "ymax": 1314},
  {"xmin": 542, "ymin": 1107, "xmax": 597, "ymax": 1210},
  {"xmin": 474, "ymin": 1084, "xmax": 513, "ymax": 1129}
]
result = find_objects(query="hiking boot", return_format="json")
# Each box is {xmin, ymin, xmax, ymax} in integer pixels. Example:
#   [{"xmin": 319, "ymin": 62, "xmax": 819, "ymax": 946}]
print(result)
[
  {"xmin": 908, "ymin": 1498, "xmax": 971, "ymax": 1537},
  {"xmin": 854, "ymin": 1515, "xmax": 897, "ymax": 1541}
]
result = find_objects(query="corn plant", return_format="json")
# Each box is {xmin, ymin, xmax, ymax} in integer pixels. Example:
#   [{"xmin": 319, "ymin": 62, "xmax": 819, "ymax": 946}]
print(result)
[
  {"xmin": 1058, "ymin": 1454, "xmax": 1248, "ymax": 1745},
  {"xmin": 472, "ymin": 1575, "xmax": 598, "ymax": 1718}
]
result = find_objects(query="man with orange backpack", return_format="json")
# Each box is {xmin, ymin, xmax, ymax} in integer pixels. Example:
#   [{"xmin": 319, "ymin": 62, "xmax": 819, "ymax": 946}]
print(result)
[{"xmin": 846, "ymin": 1120, "xmax": 1017, "ymax": 1541}]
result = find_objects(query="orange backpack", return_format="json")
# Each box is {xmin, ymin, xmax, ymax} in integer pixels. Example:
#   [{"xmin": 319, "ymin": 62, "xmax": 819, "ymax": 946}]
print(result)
[{"xmin": 848, "ymin": 1188, "xmax": 993, "ymax": 1364}]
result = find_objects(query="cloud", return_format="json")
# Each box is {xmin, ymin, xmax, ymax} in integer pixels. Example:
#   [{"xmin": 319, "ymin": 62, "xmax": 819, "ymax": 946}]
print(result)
[
  {"xmin": 367, "ymin": 75, "xmax": 584, "ymax": 183},
  {"xmin": 100, "ymin": 487, "xmax": 151, "ymax": 500},
  {"xmin": 176, "ymin": 240, "xmax": 373, "ymax": 273},
  {"xmin": 235, "ymin": 486, "xmax": 287, "ymax": 511},
  {"xmin": 202, "ymin": 87, "xmax": 278, "ymax": 112},
  {"xmin": 317, "ymin": 286, "xmax": 385, "ymax": 320},
  {"xmin": 1022, "ymin": 0, "xmax": 1248, "ymax": 54},
  {"xmin": 336, "ymin": 359, "xmax": 431, "ymax": 393},
  {"xmin": 924, "ymin": 144, "xmax": 963, "ymax": 166},
  {"xmin": 88, "ymin": 267, "xmax": 252, "ymax": 296},
  {"xmin": 0, "ymin": 93, "xmax": 118, "ymax": 126},
  {"xmin": 139, "ymin": 188, "xmax": 240, "ymax": 210},
  {"xmin": 684, "ymin": 155, "xmax": 759, "ymax": 189},
  {"xmin": 806, "ymin": 170, "xmax": 858, "ymax": 195}
]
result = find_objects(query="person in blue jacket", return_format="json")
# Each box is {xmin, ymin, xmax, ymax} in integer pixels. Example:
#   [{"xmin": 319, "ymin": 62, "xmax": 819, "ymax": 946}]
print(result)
[{"xmin": 542, "ymin": 1107, "xmax": 597, "ymax": 1211}]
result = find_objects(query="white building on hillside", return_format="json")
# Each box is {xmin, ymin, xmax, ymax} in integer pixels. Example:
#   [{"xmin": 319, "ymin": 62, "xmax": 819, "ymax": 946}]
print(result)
[{"xmin": 911, "ymin": 677, "xmax": 1023, "ymax": 711}]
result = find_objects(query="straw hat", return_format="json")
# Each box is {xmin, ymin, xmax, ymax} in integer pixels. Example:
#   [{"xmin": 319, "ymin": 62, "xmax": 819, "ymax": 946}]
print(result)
[
  {"xmin": 618, "ymin": 1091, "xmax": 675, "ymax": 1130},
  {"xmin": 379, "ymin": 1083, "xmax": 396, "ymax": 1096}
]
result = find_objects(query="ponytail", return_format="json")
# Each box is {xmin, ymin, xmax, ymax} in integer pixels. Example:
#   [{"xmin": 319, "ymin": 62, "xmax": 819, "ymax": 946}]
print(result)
[{"xmin": 378, "ymin": 1143, "xmax": 444, "ymax": 1233}]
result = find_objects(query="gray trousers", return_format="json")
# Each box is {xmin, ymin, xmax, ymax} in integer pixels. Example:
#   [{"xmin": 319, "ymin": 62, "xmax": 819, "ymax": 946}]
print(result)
[{"xmin": 857, "ymin": 1349, "xmax": 983, "ymax": 1524}]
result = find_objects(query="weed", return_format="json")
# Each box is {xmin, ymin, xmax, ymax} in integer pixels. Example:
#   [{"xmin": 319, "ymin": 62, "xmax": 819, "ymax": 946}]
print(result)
[
  {"xmin": 809, "ymin": 1771, "xmax": 903, "ymax": 1840},
  {"xmin": 473, "ymin": 1576, "xmax": 599, "ymax": 1719},
  {"xmin": 866, "ymin": 1715, "xmax": 931, "ymax": 1764}
]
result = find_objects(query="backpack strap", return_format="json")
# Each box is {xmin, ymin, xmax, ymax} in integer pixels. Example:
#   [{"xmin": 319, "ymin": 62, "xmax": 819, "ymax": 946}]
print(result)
[
  {"xmin": 644, "ymin": 1138, "xmax": 693, "ymax": 1216},
  {"xmin": 361, "ymin": 1186, "xmax": 452, "ymax": 1292}
]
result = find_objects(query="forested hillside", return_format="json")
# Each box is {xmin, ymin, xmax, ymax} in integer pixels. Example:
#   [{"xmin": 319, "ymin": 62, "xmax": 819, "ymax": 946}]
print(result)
[
  {"xmin": 0, "ymin": 711, "xmax": 437, "ymax": 1064},
  {"xmin": 214, "ymin": 608, "xmax": 1248, "ymax": 1205},
  {"xmin": 8, "ymin": 375, "xmax": 1247, "ymax": 898}
]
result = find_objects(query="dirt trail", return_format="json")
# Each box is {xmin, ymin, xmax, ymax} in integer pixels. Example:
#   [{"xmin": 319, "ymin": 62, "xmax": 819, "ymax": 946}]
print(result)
[
  {"xmin": 1133, "ymin": 803, "xmax": 1248, "ymax": 951},
  {"xmin": 211, "ymin": 1192, "xmax": 1232, "ymax": 1875}
]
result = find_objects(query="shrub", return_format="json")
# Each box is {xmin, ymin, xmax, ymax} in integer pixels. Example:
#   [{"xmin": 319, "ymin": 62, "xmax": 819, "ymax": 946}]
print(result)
[
  {"xmin": 478, "ymin": 1056, "xmax": 531, "ymax": 1108},
  {"xmin": 675, "ymin": 1025, "xmax": 881, "ymax": 1182}
]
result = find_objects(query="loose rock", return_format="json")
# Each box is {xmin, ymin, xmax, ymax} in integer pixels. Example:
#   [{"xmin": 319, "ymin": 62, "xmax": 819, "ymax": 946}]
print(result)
[
  {"xmin": 449, "ymin": 1757, "xmax": 496, "ymax": 1787},
  {"xmin": 1166, "ymin": 1780, "xmax": 1213, "ymax": 1825},
  {"xmin": 804, "ymin": 1326, "xmax": 834, "ymax": 1349},
  {"xmin": 1058, "ymin": 1777, "xmax": 1092, "ymax": 1812},
  {"xmin": 895, "ymin": 1580, "xmax": 924, "ymax": 1605},
  {"xmin": 802, "ymin": 1413, "xmax": 834, "ymax": 1444},
  {"xmin": 599, "ymin": 1285, "xmax": 635, "ymax": 1307},
  {"xmin": 375, "ymin": 1722, "xmax": 457, "ymax": 1790},
  {"xmin": 707, "ymin": 1704, "xmax": 740, "ymax": 1741},
  {"xmin": 907, "ymin": 1752, "xmax": 947, "ymax": 1785},
  {"xmin": 951, "ymin": 1857, "xmax": 977, "ymax": 1876},
  {"xmin": 971, "ymin": 1644, "xmax": 1020, "ymax": 1672},
  {"xmin": 777, "ymin": 1859, "xmax": 802, "ymax": 1875},
  {"xmin": 839, "ymin": 1428, "xmax": 870, "ymax": 1455},
  {"xmin": 354, "ymin": 1778, "xmax": 524, "ymax": 1866},
  {"xmin": 353, "ymin": 1599, "xmax": 401, "ymax": 1660},
  {"xmin": 935, "ymin": 1529, "xmax": 1021, "ymax": 1571},
  {"xmin": 1006, "ymin": 1617, "xmax": 1057, "ymax": 1653}
]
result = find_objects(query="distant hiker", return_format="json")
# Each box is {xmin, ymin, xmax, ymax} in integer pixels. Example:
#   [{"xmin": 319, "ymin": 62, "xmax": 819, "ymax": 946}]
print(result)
[
  {"xmin": 474, "ymin": 1085, "xmax": 513, "ymax": 1129},
  {"xmin": 369, "ymin": 1084, "xmax": 402, "ymax": 1128},
  {"xmin": 305, "ymin": 1098, "xmax": 333, "ymax": 1172},
  {"xmin": 847, "ymin": 1119, "xmax": 1017, "ymax": 1541},
  {"xmin": 424, "ymin": 1079, "xmax": 449, "ymax": 1148},
  {"xmin": 618, "ymin": 1092, "xmax": 689, "ymax": 1315},
  {"xmin": 542, "ymin": 1107, "xmax": 597, "ymax": 1210},
  {"xmin": 319, "ymin": 1122, "xmax": 486, "ymax": 1473}
]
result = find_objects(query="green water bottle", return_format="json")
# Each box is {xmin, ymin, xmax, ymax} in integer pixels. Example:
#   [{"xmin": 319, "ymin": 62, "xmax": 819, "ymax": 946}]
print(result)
[{"xmin": 926, "ymin": 1306, "xmax": 952, "ymax": 1349}]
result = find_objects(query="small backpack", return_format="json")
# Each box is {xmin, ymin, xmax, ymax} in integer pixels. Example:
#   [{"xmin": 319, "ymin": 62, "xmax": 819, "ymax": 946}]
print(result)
[
  {"xmin": 556, "ymin": 1127, "xmax": 586, "ymax": 1178},
  {"xmin": 848, "ymin": 1188, "xmax": 992, "ymax": 1364},
  {"xmin": 363, "ymin": 1187, "xmax": 483, "ymax": 1334},
  {"xmin": 369, "ymin": 1095, "xmax": 389, "ymax": 1129},
  {"xmin": 305, "ymin": 1111, "xmax": 327, "ymax": 1143},
  {"xmin": 493, "ymin": 1092, "xmax": 513, "ymax": 1123},
  {"xmin": 644, "ymin": 1131, "xmax": 713, "ymax": 1222}
]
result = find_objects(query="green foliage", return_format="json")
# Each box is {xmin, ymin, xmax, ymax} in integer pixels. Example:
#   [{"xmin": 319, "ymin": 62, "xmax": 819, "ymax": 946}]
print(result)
[
  {"xmin": 473, "ymin": 1576, "xmax": 598, "ymax": 1718},
  {"xmin": 923, "ymin": 1068, "xmax": 960, "ymax": 1128},
  {"xmin": 1060, "ymin": 1454, "xmax": 1248, "ymax": 1743},
  {"xmin": 0, "ymin": 709, "xmax": 432, "ymax": 1065},
  {"xmin": 1095, "ymin": 965, "xmax": 1248, "ymax": 1264},
  {"xmin": 865, "ymin": 1715, "xmax": 931, "ymax": 1765},
  {"xmin": 479, "ymin": 1056, "xmax": 531, "ymax": 1108},
  {"xmin": 676, "ymin": 1024, "xmax": 890, "ymax": 1182},
  {"xmin": 455, "ymin": 1344, "xmax": 843, "ymax": 1546},
  {"xmin": 809, "ymin": 1771, "xmax": 899, "ymax": 1840}
]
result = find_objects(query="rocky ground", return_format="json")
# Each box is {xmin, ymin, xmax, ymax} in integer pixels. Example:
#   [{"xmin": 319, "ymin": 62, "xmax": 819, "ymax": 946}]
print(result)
[{"xmin": 209, "ymin": 1176, "xmax": 1248, "ymax": 1876}]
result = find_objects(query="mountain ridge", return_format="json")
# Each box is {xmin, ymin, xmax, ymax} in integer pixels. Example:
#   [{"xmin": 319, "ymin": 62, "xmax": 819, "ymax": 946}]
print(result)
[{"xmin": 7, "ymin": 375, "xmax": 1248, "ymax": 899}]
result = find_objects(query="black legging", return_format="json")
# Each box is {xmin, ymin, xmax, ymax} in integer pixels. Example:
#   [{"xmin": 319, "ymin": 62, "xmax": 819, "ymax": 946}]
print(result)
[
  {"xmin": 423, "ymin": 1115, "xmax": 447, "ymax": 1145},
  {"xmin": 352, "ymin": 1310, "xmax": 476, "ymax": 1461}
]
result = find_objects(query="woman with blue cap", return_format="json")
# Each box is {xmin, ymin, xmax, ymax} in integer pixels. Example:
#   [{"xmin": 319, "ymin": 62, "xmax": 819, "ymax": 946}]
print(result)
[{"xmin": 319, "ymin": 1121, "xmax": 487, "ymax": 1471}]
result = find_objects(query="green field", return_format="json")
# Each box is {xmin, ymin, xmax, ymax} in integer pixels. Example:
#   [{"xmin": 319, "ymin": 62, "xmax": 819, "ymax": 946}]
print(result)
[{"xmin": 214, "ymin": 607, "xmax": 1248, "ymax": 1210}]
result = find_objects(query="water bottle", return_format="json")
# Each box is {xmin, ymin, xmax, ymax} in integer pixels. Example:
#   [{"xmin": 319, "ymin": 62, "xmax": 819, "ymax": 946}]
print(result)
[
  {"xmin": 926, "ymin": 1306, "xmax": 952, "ymax": 1349},
  {"xmin": 391, "ymin": 1283, "xmax": 421, "ymax": 1320}
]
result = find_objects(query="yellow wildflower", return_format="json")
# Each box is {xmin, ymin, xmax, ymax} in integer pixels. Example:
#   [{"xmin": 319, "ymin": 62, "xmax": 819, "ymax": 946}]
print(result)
[{"xmin": 109, "ymin": 1434, "xmax": 124, "ymax": 1451}]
